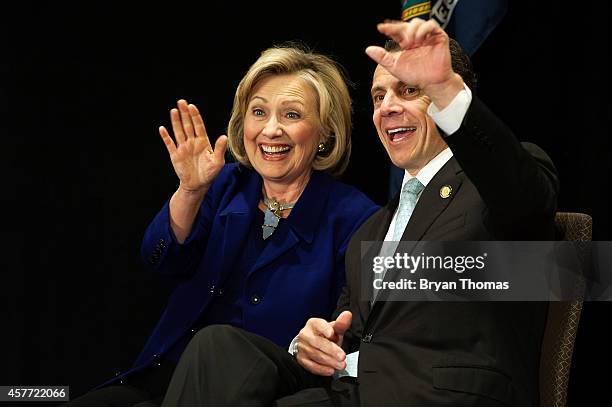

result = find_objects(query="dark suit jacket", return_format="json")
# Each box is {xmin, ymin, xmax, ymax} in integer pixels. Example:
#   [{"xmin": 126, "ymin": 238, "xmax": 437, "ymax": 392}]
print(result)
[
  {"xmin": 335, "ymin": 97, "xmax": 559, "ymax": 406},
  {"xmin": 102, "ymin": 163, "xmax": 378, "ymax": 387}
]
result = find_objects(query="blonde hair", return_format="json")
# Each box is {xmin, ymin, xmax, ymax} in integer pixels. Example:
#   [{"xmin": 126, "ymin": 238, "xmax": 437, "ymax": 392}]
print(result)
[{"xmin": 227, "ymin": 44, "xmax": 352, "ymax": 176}]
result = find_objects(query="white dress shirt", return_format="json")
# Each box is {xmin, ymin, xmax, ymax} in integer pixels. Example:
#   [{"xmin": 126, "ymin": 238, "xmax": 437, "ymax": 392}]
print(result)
[{"xmin": 384, "ymin": 147, "xmax": 454, "ymax": 242}]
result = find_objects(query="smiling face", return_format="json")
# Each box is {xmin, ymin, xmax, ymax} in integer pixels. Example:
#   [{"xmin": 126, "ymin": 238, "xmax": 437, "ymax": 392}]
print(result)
[
  {"xmin": 371, "ymin": 65, "xmax": 447, "ymax": 175},
  {"xmin": 243, "ymin": 73, "xmax": 321, "ymax": 187}
]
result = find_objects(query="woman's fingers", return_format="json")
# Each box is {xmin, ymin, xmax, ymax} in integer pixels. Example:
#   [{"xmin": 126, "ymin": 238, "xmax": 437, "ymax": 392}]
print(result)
[
  {"xmin": 213, "ymin": 135, "xmax": 228, "ymax": 162},
  {"xmin": 188, "ymin": 104, "xmax": 212, "ymax": 148},
  {"xmin": 159, "ymin": 125, "xmax": 177, "ymax": 155},
  {"xmin": 177, "ymin": 99, "xmax": 195, "ymax": 139},
  {"xmin": 170, "ymin": 108, "xmax": 186, "ymax": 144},
  {"xmin": 164, "ymin": 101, "xmax": 224, "ymax": 169}
]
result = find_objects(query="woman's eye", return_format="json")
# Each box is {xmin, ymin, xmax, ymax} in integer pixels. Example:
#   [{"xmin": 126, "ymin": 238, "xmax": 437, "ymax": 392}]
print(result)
[
  {"xmin": 286, "ymin": 112, "xmax": 300, "ymax": 119},
  {"xmin": 253, "ymin": 108, "xmax": 265, "ymax": 116}
]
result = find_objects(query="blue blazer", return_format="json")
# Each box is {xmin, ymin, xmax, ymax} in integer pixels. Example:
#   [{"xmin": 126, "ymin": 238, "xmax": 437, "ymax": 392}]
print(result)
[{"xmin": 106, "ymin": 163, "xmax": 377, "ymax": 384}]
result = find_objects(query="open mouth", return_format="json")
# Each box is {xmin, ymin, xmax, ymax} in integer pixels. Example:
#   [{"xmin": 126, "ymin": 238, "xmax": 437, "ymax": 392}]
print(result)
[
  {"xmin": 259, "ymin": 144, "xmax": 292, "ymax": 160},
  {"xmin": 386, "ymin": 126, "xmax": 416, "ymax": 143}
]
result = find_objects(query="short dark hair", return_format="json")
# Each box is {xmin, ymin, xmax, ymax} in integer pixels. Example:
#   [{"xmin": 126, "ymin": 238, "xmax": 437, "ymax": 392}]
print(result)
[{"xmin": 383, "ymin": 38, "xmax": 477, "ymax": 92}]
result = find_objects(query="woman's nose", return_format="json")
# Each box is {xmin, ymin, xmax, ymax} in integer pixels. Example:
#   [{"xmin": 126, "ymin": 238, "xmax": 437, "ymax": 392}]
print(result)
[{"xmin": 261, "ymin": 116, "xmax": 283, "ymax": 137}]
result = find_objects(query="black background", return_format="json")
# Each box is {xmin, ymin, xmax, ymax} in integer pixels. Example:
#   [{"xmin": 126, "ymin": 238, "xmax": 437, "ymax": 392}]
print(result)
[{"xmin": 2, "ymin": 1, "xmax": 611, "ymax": 405}]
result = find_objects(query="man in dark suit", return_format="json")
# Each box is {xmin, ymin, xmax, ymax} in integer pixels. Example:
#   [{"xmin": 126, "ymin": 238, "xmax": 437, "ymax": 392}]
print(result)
[
  {"xmin": 158, "ymin": 19, "xmax": 558, "ymax": 406},
  {"xmin": 291, "ymin": 19, "xmax": 558, "ymax": 406}
]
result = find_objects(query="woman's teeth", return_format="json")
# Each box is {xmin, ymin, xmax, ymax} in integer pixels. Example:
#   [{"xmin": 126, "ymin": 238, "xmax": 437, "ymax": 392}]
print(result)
[{"xmin": 261, "ymin": 145, "xmax": 291, "ymax": 154}]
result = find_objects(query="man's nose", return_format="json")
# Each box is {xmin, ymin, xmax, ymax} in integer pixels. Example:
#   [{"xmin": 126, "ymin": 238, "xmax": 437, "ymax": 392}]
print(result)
[{"xmin": 380, "ymin": 92, "xmax": 402, "ymax": 117}]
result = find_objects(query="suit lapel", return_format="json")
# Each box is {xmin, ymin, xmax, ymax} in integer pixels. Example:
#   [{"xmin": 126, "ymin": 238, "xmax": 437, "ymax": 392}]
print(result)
[
  {"xmin": 217, "ymin": 170, "xmax": 262, "ymax": 278},
  {"xmin": 358, "ymin": 198, "xmax": 398, "ymax": 323},
  {"xmin": 367, "ymin": 158, "xmax": 464, "ymax": 320},
  {"xmin": 402, "ymin": 157, "xmax": 463, "ymax": 241}
]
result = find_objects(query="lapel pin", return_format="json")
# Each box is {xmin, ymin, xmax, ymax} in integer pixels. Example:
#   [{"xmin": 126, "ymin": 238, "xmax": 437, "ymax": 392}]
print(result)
[{"xmin": 439, "ymin": 185, "xmax": 452, "ymax": 199}]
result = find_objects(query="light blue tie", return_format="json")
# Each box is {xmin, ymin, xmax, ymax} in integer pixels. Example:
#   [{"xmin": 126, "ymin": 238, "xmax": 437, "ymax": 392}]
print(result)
[
  {"xmin": 372, "ymin": 177, "xmax": 424, "ymax": 304},
  {"xmin": 392, "ymin": 177, "xmax": 425, "ymax": 241}
]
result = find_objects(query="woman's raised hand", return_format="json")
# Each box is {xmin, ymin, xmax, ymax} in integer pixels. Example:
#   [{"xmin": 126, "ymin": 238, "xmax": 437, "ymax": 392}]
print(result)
[{"xmin": 159, "ymin": 99, "xmax": 228, "ymax": 194}]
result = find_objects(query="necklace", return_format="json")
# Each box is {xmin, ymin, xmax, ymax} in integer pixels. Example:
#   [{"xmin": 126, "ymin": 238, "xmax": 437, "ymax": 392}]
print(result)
[{"xmin": 262, "ymin": 196, "xmax": 296, "ymax": 240}]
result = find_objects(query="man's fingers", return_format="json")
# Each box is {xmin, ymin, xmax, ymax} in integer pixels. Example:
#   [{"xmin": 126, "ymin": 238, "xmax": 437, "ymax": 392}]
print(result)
[
  {"xmin": 296, "ymin": 319, "xmax": 348, "ymax": 376},
  {"xmin": 159, "ymin": 126, "xmax": 177, "ymax": 155},
  {"xmin": 306, "ymin": 318, "xmax": 335, "ymax": 339},
  {"xmin": 377, "ymin": 21, "xmax": 414, "ymax": 49},
  {"xmin": 331, "ymin": 311, "xmax": 352, "ymax": 336},
  {"xmin": 300, "ymin": 330, "xmax": 346, "ymax": 364},
  {"xmin": 300, "ymin": 319, "xmax": 346, "ymax": 359},
  {"xmin": 365, "ymin": 46, "xmax": 399, "ymax": 72},
  {"xmin": 297, "ymin": 355, "xmax": 335, "ymax": 377},
  {"xmin": 382, "ymin": 18, "xmax": 403, "ymax": 24},
  {"xmin": 365, "ymin": 46, "xmax": 389, "ymax": 66},
  {"xmin": 399, "ymin": 18, "xmax": 423, "ymax": 47},
  {"xmin": 377, "ymin": 21, "xmax": 406, "ymax": 36},
  {"xmin": 377, "ymin": 19, "xmax": 435, "ymax": 50},
  {"xmin": 298, "ymin": 341, "xmax": 346, "ymax": 371},
  {"xmin": 311, "ymin": 334, "xmax": 346, "ymax": 362},
  {"xmin": 177, "ymin": 99, "xmax": 195, "ymax": 139},
  {"xmin": 414, "ymin": 19, "xmax": 442, "ymax": 45}
]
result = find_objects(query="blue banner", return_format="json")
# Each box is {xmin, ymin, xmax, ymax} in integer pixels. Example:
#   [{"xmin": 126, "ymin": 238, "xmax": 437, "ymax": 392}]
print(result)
[{"xmin": 400, "ymin": 0, "xmax": 507, "ymax": 56}]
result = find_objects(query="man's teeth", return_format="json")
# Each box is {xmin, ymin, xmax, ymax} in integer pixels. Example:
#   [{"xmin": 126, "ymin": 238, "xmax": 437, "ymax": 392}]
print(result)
[
  {"xmin": 387, "ymin": 127, "xmax": 416, "ymax": 136},
  {"xmin": 261, "ymin": 145, "xmax": 291, "ymax": 153}
]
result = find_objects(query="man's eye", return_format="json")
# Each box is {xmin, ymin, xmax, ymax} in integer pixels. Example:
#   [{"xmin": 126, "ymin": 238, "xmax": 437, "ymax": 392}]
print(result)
[
  {"xmin": 287, "ymin": 112, "xmax": 300, "ymax": 119},
  {"xmin": 403, "ymin": 87, "xmax": 419, "ymax": 97},
  {"xmin": 253, "ymin": 108, "xmax": 265, "ymax": 116},
  {"xmin": 373, "ymin": 95, "xmax": 385, "ymax": 103}
]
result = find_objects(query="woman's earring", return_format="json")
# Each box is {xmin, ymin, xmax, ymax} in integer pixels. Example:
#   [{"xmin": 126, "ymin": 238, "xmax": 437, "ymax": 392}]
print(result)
[{"xmin": 317, "ymin": 142, "xmax": 326, "ymax": 153}]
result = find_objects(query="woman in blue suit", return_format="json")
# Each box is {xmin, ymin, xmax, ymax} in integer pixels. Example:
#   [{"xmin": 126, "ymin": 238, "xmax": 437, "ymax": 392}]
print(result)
[{"xmin": 66, "ymin": 45, "xmax": 378, "ymax": 406}]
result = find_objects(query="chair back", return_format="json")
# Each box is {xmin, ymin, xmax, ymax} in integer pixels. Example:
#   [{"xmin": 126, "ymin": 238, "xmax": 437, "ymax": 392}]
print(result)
[{"xmin": 539, "ymin": 212, "xmax": 592, "ymax": 407}]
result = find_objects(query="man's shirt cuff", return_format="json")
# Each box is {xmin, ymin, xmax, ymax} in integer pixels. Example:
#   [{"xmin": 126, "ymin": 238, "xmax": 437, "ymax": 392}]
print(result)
[
  {"xmin": 288, "ymin": 336, "xmax": 299, "ymax": 355},
  {"xmin": 427, "ymin": 83, "xmax": 473, "ymax": 136}
]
